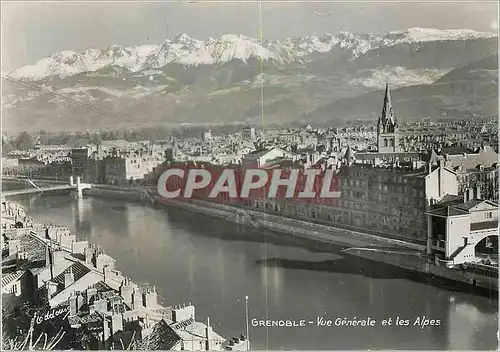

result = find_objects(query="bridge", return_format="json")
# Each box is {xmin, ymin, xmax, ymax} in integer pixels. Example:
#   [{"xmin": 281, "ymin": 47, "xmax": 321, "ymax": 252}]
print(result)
[{"xmin": 3, "ymin": 176, "xmax": 91, "ymax": 198}]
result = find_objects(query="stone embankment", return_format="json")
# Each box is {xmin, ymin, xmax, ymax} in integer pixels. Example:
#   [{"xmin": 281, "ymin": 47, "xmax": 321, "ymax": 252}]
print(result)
[
  {"xmin": 87, "ymin": 185, "xmax": 423, "ymax": 250},
  {"xmin": 343, "ymin": 247, "xmax": 498, "ymax": 292}
]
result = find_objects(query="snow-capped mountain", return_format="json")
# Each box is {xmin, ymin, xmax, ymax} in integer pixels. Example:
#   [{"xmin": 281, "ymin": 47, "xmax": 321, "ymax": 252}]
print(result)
[
  {"xmin": 6, "ymin": 28, "xmax": 497, "ymax": 81},
  {"xmin": 2, "ymin": 28, "xmax": 497, "ymax": 133}
]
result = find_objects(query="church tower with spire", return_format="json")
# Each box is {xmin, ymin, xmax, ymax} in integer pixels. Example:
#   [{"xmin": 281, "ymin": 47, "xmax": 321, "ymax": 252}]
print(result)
[{"xmin": 377, "ymin": 83, "xmax": 400, "ymax": 153}]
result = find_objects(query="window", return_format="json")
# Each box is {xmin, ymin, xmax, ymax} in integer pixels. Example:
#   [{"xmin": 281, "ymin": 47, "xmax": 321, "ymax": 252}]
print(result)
[{"xmin": 486, "ymin": 212, "xmax": 493, "ymax": 219}]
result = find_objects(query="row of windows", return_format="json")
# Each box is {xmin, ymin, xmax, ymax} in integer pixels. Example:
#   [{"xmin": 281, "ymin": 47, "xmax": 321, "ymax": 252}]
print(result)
[
  {"xmin": 341, "ymin": 193, "xmax": 426, "ymax": 208},
  {"xmin": 222, "ymin": 198, "xmax": 429, "ymax": 240},
  {"xmin": 342, "ymin": 179, "xmax": 425, "ymax": 194},
  {"xmin": 345, "ymin": 174, "xmax": 425, "ymax": 186},
  {"xmin": 252, "ymin": 199, "xmax": 426, "ymax": 220}
]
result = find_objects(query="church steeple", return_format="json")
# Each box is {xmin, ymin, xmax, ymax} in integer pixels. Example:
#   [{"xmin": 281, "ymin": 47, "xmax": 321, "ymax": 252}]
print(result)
[
  {"xmin": 378, "ymin": 83, "xmax": 397, "ymax": 134},
  {"xmin": 376, "ymin": 83, "xmax": 400, "ymax": 153}
]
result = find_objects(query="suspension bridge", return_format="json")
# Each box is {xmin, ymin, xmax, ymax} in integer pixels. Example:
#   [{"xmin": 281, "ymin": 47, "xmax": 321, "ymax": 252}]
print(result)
[{"xmin": 2, "ymin": 176, "xmax": 91, "ymax": 198}]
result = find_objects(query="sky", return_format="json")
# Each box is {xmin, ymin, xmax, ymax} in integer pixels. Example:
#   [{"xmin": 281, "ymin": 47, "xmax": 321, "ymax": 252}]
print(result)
[{"xmin": 1, "ymin": 0, "xmax": 499, "ymax": 70}]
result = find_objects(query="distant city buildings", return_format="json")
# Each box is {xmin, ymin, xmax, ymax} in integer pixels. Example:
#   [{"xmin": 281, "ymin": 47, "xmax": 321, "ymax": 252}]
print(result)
[
  {"xmin": 202, "ymin": 130, "xmax": 212, "ymax": 143},
  {"xmin": 241, "ymin": 127, "xmax": 256, "ymax": 141}
]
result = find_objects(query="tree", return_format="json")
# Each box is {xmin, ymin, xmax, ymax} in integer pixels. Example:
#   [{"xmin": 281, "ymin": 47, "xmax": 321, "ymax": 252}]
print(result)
[
  {"xmin": 90, "ymin": 134, "xmax": 102, "ymax": 145},
  {"xmin": 14, "ymin": 132, "xmax": 34, "ymax": 151},
  {"xmin": 2, "ymin": 137, "xmax": 15, "ymax": 155}
]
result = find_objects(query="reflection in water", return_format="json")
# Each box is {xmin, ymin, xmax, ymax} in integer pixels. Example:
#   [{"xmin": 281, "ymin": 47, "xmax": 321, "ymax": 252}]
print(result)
[
  {"xmin": 447, "ymin": 300, "xmax": 498, "ymax": 350},
  {"xmin": 72, "ymin": 197, "xmax": 93, "ymax": 235},
  {"xmin": 270, "ymin": 265, "xmax": 284, "ymax": 306},
  {"xmin": 12, "ymin": 195, "xmax": 499, "ymax": 350},
  {"xmin": 215, "ymin": 244, "xmax": 226, "ymax": 301}
]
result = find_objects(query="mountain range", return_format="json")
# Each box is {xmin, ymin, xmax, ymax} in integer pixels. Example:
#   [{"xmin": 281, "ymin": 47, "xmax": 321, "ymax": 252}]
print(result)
[{"xmin": 2, "ymin": 28, "xmax": 498, "ymax": 132}]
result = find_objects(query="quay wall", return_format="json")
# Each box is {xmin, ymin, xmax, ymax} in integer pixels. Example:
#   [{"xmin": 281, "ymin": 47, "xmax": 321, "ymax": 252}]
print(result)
[
  {"xmin": 85, "ymin": 185, "xmax": 423, "ymax": 249},
  {"xmin": 85, "ymin": 185, "xmax": 150, "ymax": 202},
  {"xmin": 343, "ymin": 248, "xmax": 498, "ymax": 292}
]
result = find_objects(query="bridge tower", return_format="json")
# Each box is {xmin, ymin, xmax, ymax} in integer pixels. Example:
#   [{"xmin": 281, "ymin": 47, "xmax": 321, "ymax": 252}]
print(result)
[
  {"xmin": 76, "ymin": 176, "xmax": 83, "ymax": 198},
  {"xmin": 69, "ymin": 176, "xmax": 91, "ymax": 198}
]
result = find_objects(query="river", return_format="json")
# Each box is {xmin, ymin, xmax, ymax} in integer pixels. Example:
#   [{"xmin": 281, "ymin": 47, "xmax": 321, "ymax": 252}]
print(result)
[{"xmin": 6, "ymin": 190, "xmax": 499, "ymax": 350}]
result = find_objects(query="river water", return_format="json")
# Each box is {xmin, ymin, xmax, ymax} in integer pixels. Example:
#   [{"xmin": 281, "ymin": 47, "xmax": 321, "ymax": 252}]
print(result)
[{"xmin": 7, "ymin": 190, "xmax": 499, "ymax": 350}]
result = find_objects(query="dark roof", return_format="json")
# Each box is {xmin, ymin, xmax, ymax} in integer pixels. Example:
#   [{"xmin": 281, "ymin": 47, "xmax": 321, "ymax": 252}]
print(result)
[
  {"xmin": 439, "ymin": 146, "xmax": 498, "ymax": 170},
  {"xmin": 429, "ymin": 198, "xmax": 498, "ymax": 217},
  {"xmin": 70, "ymin": 253, "xmax": 85, "ymax": 261},
  {"xmin": 437, "ymin": 194, "xmax": 463, "ymax": 204},
  {"xmin": 424, "ymin": 149, "xmax": 439, "ymax": 163},
  {"xmin": 249, "ymin": 148, "xmax": 271, "ymax": 156},
  {"xmin": 354, "ymin": 151, "xmax": 424, "ymax": 161},
  {"xmin": 17, "ymin": 233, "xmax": 47, "ymax": 263},
  {"xmin": 141, "ymin": 319, "xmax": 181, "ymax": 350},
  {"xmin": 470, "ymin": 221, "xmax": 499, "ymax": 231},
  {"xmin": 426, "ymin": 206, "xmax": 469, "ymax": 217},
  {"xmin": 110, "ymin": 321, "xmax": 142, "ymax": 350},
  {"xmin": 454, "ymin": 199, "xmax": 484, "ymax": 211},
  {"xmin": 440, "ymin": 147, "xmax": 474, "ymax": 155},
  {"xmin": 52, "ymin": 261, "xmax": 91, "ymax": 286},
  {"xmin": 94, "ymin": 281, "xmax": 113, "ymax": 292}
]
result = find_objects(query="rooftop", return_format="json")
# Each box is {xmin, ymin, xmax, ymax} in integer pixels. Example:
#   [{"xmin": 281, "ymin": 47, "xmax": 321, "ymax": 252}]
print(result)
[
  {"xmin": 52, "ymin": 262, "xmax": 91, "ymax": 287},
  {"xmin": 428, "ymin": 198, "xmax": 499, "ymax": 217},
  {"xmin": 440, "ymin": 146, "xmax": 475, "ymax": 155},
  {"xmin": 1, "ymin": 270, "xmax": 25, "ymax": 287}
]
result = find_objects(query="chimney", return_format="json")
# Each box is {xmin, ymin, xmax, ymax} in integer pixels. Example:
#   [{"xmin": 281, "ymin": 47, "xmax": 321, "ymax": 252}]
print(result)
[
  {"xmin": 476, "ymin": 185, "xmax": 481, "ymax": 200},
  {"xmin": 463, "ymin": 191, "xmax": 467, "ymax": 203},
  {"xmin": 52, "ymin": 249, "xmax": 66, "ymax": 267},
  {"xmin": 111, "ymin": 313, "xmax": 124, "ymax": 336},
  {"xmin": 47, "ymin": 281, "xmax": 58, "ymax": 300},
  {"xmin": 144, "ymin": 286, "xmax": 158, "ymax": 308},
  {"xmin": 8, "ymin": 239, "xmax": 20, "ymax": 256},
  {"xmin": 64, "ymin": 267, "xmax": 75, "ymax": 288},
  {"xmin": 69, "ymin": 293, "xmax": 78, "ymax": 316},
  {"xmin": 45, "ymin": 244, "xmax": 51, "ymax": 267},
  {"xmin": 120, "ymin": 278, "xmax": 133, "ymax": 307},
  {"xmin": 84, "ymin": 246, "xmax": 94, "ymax": 265},
  {"xmin": 132, "ymin": 289, "xmax": 143, "ymax": 309},
  {"xmin": 87, "ymin": 287, "xmax": 98, "ymax": 305},
  {"xmin": 103, "ymin": 265, "xmax": 112, "ymax": 284}
]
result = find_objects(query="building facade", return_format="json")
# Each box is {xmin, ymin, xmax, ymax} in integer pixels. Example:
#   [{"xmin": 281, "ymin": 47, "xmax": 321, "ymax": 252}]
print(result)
[
  {"xmin": 426, "ymin": 195, "xmax": 498, "ymax": 267},
  {"xmin": 430, "ymin": 145, "xmax": 499, "ymax": 202}
]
